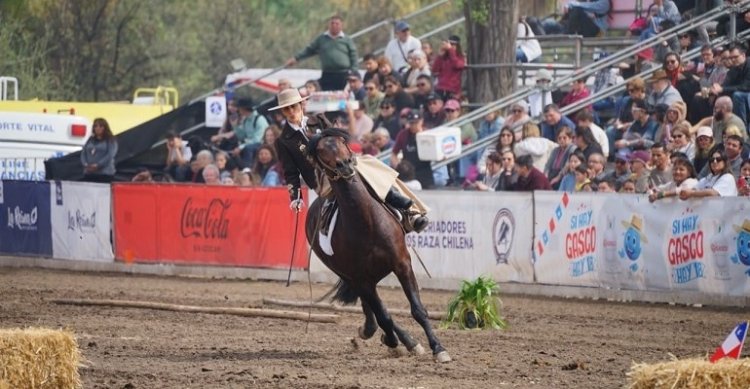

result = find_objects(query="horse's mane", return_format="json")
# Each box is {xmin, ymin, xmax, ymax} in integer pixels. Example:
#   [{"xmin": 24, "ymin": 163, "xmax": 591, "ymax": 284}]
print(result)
[{"xmin": 306, "ymin": 128, "xmax": 351, "ymax": 161}]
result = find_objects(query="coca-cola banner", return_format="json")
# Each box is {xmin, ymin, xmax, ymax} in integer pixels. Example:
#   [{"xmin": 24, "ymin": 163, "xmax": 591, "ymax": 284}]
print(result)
[
  {"xmin": 50, "ymin": 181, "xmax": 113, "ymax": 262},
  {"xmin": 533, "ymin": 192, "xmax": 750, "ymax": 296},
  {"xmin": 0, "ymin": 180, "xmax": 53, "ymax": 256},
  {"xmin": 112, "ymin": 184, "xmax": 308, "ymax": 268}
]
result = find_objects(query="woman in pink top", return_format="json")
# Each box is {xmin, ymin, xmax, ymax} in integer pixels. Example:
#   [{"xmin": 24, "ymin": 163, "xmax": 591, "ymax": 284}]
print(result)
[{"xmin": 432, "ymin": 35, "xmax": 466, "ymax": 101}]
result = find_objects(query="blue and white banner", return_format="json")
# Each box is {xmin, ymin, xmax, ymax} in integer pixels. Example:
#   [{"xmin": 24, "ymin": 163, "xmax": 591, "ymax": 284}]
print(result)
[
  {"xmin": 0, "ymin": 180, "xmax": 52, "ymax": 256},
  {"xmin": 533, "ymin": 192, "xmax": 750, "ymax": 296},
  {"xmin": 407, "ymin": 191, "xmax": 534, "ymax": 283},
  {"xmin": 50, "ymin": 181, "xmax": 113, "ymax": 262}
]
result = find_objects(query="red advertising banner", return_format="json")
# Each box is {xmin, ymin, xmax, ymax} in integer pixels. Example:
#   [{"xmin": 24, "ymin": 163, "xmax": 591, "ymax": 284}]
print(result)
[{"xmin": 112, "ymin": 184, "xmax": 308, "ymax": 269}]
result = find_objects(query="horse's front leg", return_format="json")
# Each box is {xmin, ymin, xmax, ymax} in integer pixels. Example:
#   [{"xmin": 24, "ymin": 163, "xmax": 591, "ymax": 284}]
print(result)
[{"xmin": 394, "ymin": 263, "xmax": 451, "ymax": 363}]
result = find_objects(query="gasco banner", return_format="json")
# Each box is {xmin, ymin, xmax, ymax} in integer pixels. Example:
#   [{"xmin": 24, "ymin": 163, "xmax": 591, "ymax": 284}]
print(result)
[
  {"xmin": 406, "ymin": 191, "xmax": 534, "ymax": 283},
  {"xmin": 533, "ymin": 192, "xmax": 750, "ymax": 296},
  {"xmin": 50, "ymin": 181, "xmax": 113, "ymax": 262},
  {"xmin": 112, "ymin": 184, "xmax": 308, "ymax": 268}
]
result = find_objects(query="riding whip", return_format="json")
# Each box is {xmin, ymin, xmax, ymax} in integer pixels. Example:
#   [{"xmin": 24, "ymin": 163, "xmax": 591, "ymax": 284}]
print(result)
[{"xmin": 286, "ymin": 191, "xmax": 302, "ymax": 287}]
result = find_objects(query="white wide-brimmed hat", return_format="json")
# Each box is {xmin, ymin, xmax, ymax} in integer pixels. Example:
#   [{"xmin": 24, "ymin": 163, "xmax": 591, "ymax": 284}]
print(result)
[{"xmin": 268, "ymin": 88, "xmax": 309, "ymax": 111}]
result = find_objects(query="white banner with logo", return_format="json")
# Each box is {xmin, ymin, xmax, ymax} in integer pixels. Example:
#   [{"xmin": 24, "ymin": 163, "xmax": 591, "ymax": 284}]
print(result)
[
  {"xmin": 407, "ymin": 191, "xmax": 534, "ymax": 283},
  {"xmin": 533, "ymin": 192, "xmax": 750, "ymax": 296},
  {"xmin": 50, "ymin": 181, "xmax": 113, "ymax": 262},
  {"xmin": 205, "ymin": 96, "xmax": 227, "ymax": 128}
]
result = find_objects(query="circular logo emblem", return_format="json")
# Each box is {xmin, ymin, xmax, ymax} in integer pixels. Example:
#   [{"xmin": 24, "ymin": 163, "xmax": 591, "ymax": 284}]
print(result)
[
  {"xmin": 209, "ymin": 101, "xmax": 223, "ymax": 115},
  {"xmin": 441, "ymin": 135, "xmax": 458, "ymax": 155},
  {"xmin": 493, "ymin": 208, "xmax": 515, "ymax": 264}
]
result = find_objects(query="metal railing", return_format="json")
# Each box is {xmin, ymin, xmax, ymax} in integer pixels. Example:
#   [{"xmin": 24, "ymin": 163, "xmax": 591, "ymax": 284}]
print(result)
[
  {"xmin": 350, "ymin": 0, "xmax": 451, "ymax": 41},
  {"xmin": 424, "ymin": 1, "xmax": 750, "ymax": 170}
]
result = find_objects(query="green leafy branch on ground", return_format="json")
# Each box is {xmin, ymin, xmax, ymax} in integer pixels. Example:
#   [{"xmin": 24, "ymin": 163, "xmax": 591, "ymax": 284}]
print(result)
[{"xmin": 441, "ymin": 275, "xmax": 508, "ymax": 330}]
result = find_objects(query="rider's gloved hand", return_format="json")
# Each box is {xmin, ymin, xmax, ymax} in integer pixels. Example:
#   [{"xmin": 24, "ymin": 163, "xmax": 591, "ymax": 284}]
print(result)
[{"xmin": 289, "ymin": 199, "xmax": 305, "ymax": 211}]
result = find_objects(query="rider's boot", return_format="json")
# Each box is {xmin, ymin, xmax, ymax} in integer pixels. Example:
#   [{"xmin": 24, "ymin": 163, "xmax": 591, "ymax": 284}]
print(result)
[{"xmin": 385, "ymin": 187, "xmax": 428, "ymax": 233}]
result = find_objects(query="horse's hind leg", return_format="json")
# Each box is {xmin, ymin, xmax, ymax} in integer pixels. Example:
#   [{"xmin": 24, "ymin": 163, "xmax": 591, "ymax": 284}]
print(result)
[
  {"xmin": 358, "ymin": 287, "xmax": 398, "ymax": 349},
  {"xmin": 358, "ymin": 300, "xmax": 378, "ymax": 340},
  {"xmin": 393, "ymin": 324, "xmax": 423, "ymax": 355},
  {"xmin": 361, "ymin": 300, "xmax": 423, "ymax": 354},
  {"xmin": 394, "ymin": 265, "xmax": 451, "ymax": 363}
]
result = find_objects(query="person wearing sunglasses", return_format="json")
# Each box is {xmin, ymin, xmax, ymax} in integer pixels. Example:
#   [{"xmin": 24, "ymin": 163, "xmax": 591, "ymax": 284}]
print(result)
[
  {"xmin": 411, "ymin": 74, "xmax": 434, "ymax": 110},
  {"xmin": 681, "ymin": 149, "xmax": 738, "ymax": 198},
  {"xmin": 372, "ymin": 98, "xmax": 400, "ymax": 140},
  {"xmin": 361, "ymin": 80, "xmax": 384, "ymax": 118},
  {"xmin": 602, "ymin": 150, "xmax": 632, "ymax": 192},
  {"xmin": 402, "ymin": 50, "xmax": 431, "ymax": 95},
  {"xmin": 503, "ymin": 101, "xmax": 530, "ymax": 140},
  {"xmin": 666, "ymin": 123, "xmax": 695, "ymax": 160}
]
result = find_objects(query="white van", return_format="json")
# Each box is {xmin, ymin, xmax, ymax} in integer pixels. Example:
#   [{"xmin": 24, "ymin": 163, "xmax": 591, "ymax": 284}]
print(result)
[{"xmin": 0, "ymin": 112, "xmax": 91, "ymax": 180}]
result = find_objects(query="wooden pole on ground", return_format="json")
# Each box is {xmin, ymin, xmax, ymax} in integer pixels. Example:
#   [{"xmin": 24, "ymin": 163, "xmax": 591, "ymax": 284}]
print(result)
[
  {"xmin": 50, "ymin": 298, "xmax": 339, "ymax": 324},
  {"xmin": 262, "ymin": 298, "xmax": 445, "ymax": 321}
]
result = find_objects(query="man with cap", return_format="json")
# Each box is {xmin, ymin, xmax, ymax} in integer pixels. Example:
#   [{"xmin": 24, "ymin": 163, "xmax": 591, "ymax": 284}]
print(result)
[
  {"xmin": 693, "ymin": 126, "xmax": 716, "ymax": 174},
  {"xmin": 423, "ymin": 93, "xmax": 446, "ymax": 129},
  {"xmin": 647, "ymin": 69, "xmax": 683, "ymax": 108},
  {"xmin": 272, "ymin": 88, "xmax": 429, "ymax": 233},
  {"xmin": 346, "ymin": 70, "xmax": 366, "ymax": 100},
  {"xmin": 602, "ymin": 150, "xmax": 632, "ymax": 191},
  {"xmin": 528, "ymin": 69, "xmax": 554, "ymax": 118},
  {"xmin": 432, "ymin": 35, "xmax": 466, "ymax": 101},
  {"xmin": 211, "ymin": 97, "xmax": 268, "ymax": 168},
  {"xmin": 384, "ymin": 20, "xmax": 422, "ymax": 74},
  {"xmin": 285, "ymin": 15, "xmax": 358, "ymax": 91},
  {"xmin": 391, "ymin": 110, "xmax": 435, "ymax": 190}
]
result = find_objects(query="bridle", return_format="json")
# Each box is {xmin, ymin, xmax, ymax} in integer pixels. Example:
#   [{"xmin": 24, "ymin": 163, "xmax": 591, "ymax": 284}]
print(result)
[{"xmin": 314, "ymin": 138, "xmax": 357, "ymax": 181}]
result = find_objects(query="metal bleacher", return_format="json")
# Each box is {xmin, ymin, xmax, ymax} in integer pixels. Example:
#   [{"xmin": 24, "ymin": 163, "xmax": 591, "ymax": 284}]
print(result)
[{"xmin": 424, "ymin": 1, "xmax": 750, "ymax": 172}]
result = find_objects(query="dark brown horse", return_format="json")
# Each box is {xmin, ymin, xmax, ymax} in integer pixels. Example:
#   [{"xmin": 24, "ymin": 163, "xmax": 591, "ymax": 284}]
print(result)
[{"xmin": 305, "ymin": 129, "xmax": 450, "ymax": 363}]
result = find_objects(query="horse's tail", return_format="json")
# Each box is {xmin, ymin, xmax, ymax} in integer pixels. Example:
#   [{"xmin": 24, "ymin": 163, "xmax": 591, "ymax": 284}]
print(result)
[{"xmin": 317, "ymin": 278, "xmax": 359, "ymax": 305}]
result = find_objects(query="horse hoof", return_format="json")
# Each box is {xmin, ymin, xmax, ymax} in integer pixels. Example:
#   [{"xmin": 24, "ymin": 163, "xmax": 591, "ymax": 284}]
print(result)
[
  {"xmin": 387, "ymin": 346, "xmax": 404, "ymax": 358},
  {"xmin": 358, "ymin": 326, "xmax": 373, "ymax": 340},
  {"xmin": 434, "ymin": 351, "xmax": 452, "ymax": 363},
  {"xmin": 409, "ymin": 344, "xmax": 426, "ymax": 356}
]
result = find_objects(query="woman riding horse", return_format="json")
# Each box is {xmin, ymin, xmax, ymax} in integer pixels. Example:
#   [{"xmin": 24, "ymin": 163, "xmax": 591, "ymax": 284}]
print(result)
[
  {"xmin": 304, "ymin": 128, "xmax": 451, "ymax": 362},
  {"xmin": 270, "ymin": 88, "xmax": 429, "ymax": 233}
]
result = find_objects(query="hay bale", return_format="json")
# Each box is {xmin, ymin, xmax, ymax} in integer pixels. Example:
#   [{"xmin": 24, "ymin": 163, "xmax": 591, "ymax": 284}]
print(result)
[
  {"xmin": 0, "ymin": 328, "xmax": 81, "ymax": 389},
  {"xmin": 628, "ymin": 357, "xmax": 750, "ymax": 388}
]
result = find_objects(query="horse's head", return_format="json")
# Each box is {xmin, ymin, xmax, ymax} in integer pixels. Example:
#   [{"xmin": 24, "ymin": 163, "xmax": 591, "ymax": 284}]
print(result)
[{"xmin": 307, "ymin": 128, "xmax": 357, "ymax": 181}]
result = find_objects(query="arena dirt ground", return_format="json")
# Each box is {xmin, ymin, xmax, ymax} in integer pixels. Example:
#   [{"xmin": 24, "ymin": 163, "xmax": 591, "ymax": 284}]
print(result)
[{"xmin": 1, "ymin": 267, "xmax": 748, "ymax": 388}]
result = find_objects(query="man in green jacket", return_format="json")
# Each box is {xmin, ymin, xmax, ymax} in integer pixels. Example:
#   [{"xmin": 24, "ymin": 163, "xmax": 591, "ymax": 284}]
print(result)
[{"xmin": 285, "ymin": 15, "xmax": 358, "ymax": 91}]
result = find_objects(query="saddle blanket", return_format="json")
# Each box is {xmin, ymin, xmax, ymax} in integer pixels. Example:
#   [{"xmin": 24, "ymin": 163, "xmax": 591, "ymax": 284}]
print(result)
[{"xmin": 318, "ymin": 207, "xmax": 339, "ymax": 256}]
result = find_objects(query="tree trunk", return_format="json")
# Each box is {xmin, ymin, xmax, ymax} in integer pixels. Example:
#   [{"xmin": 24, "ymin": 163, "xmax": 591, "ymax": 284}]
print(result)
[{"xmin": 464, "ymin": 0, "xmax": 519, "ymax": 105}]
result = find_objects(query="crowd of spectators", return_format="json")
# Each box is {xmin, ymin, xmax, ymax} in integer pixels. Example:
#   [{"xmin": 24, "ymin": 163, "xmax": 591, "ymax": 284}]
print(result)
[{"xmin": 153, "ymin": 4, "xmax": 750, "ymax": 199}]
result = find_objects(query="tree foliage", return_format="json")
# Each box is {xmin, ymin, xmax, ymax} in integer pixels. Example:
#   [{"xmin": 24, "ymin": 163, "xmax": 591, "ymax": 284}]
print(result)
[{"xmin": 0, "ymin": 0, "xmax": 461, "ymax": 103}]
